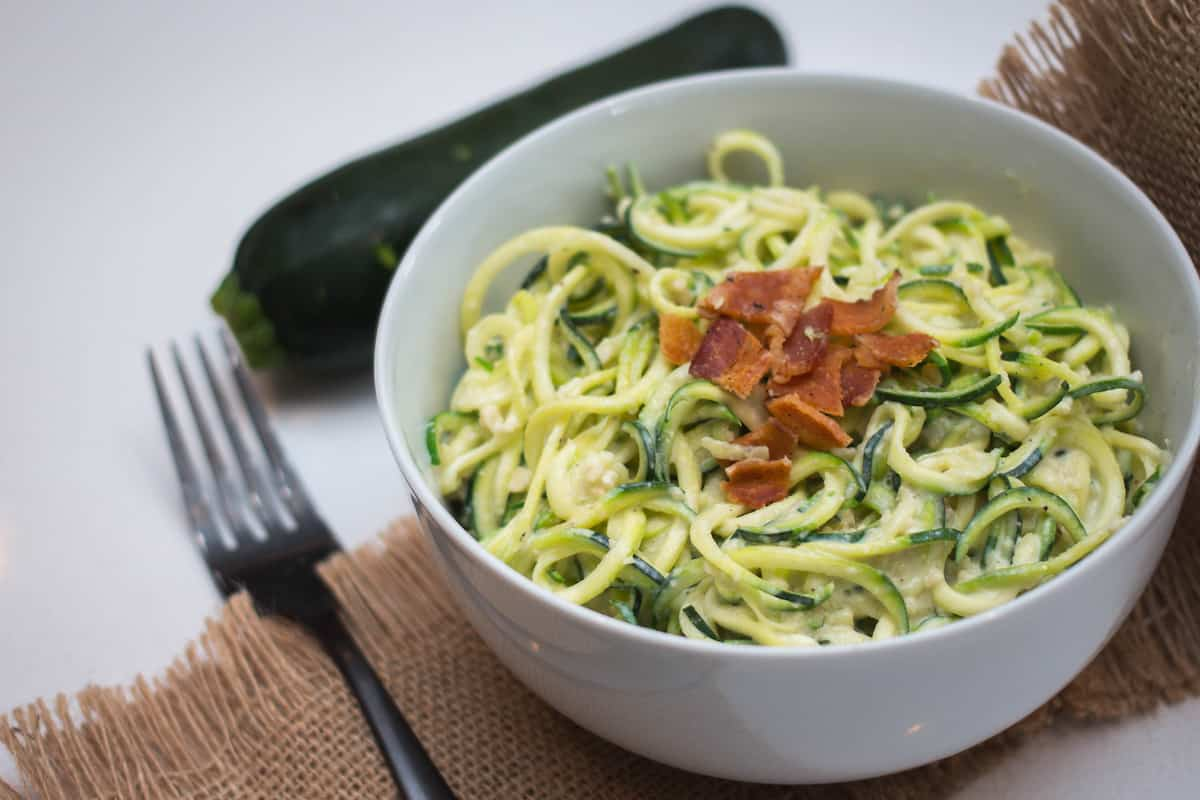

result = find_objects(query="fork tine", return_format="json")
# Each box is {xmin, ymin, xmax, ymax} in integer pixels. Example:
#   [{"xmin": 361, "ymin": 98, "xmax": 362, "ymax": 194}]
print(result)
[
  {"xmin": 146, "ymin": 348, "xmax": 224, "ymax": 555},
  {"xmin": 170, "ymin": 342, "xmax": 227, "ymax": 479},
  {"xmin": 217, "ymin": 326, "xmax": 312, "ymax": 516},
  {"xmin": 170, "ymin": 341, "xmax": 258, "ymax": 545},
  {"xmin": 194, "ymin": 334, "xmax": 275, "ymax": 526}
]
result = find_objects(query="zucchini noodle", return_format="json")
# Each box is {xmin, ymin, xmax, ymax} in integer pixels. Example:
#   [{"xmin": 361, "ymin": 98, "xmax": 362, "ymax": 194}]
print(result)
[{"xmin": 420, "ymin": 130, "xmax": 1167, "ymax": 646}]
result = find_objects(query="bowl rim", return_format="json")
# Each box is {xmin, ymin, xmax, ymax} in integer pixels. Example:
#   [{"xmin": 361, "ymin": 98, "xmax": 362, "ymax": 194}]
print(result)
[{"xmin": 375, "ymin": 68, "xmax": 1200, "ymax": 659}]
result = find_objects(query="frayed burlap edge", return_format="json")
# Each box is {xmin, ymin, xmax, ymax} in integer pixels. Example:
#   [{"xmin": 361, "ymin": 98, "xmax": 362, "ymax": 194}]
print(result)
[
  {"xmin": 0, "ymin": 591, "xmax": 393, "ymax": 799},
  {"xmin": 980, "ymin": 0, "xmax": 1200, "ymax": 265}
]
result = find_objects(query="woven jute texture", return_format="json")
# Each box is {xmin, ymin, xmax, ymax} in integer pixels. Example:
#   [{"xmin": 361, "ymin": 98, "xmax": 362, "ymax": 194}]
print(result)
[
  {"xmin": 980, "ymin": 0, "xmax": 1200, "ymax": 265},
  {"xmin": 5, "ymin": 1, "xmax": 1200, "ymax": 796}
]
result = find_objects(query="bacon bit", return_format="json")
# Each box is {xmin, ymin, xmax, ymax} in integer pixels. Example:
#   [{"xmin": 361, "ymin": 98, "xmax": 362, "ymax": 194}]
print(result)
[
  {"xmin": 732, "ymin": 419, "xmax": 798, "ymax": 461},
  {"xmin": 828, "ymin": 273, "xmax": 901, "ymax": 336},
  {"xmin": 771, "ymin": 302, "xmax": 833, "ymax": 382},
  {"xmin": 699, "ymin": 267, "xmax": 821, "ymax": 340},
  {"xmin": 841, "ymin": 362, "xmax": 882, "ymax": 407},
  {"xmin": 659, "ymin": 314, "xmax": 705, "ymax": 365},
  {"xmin": 689, "ymin": 318, "xmax": 771, "ymax": 399},
  {"xmin": 767, "ymin": 395, "xmax": 853, "ymax": 450},
  {"xmin": 853, "ymin": 346, "xmax": 889, "ymax": 370},
  {"xmin": 744, "ymin": 320, "xmax": 773, "ymax": 345},
  {"xmin": 768, "ymin": 346, "xmax": 852, "ymax": 417},
  {"xmin": 760, "ymin": 299, "xmax": 805, "ymax": 350},
  {"xmin": 723, "ymin": 457, "xmax": 793, "ymax": 509},
  {"xmin": 855, "ymin": 332, "xmax": 938, "ymax": 368}
]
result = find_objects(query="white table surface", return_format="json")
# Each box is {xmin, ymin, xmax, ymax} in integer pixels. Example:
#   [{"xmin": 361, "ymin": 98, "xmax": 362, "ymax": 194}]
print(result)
[{"xmin": 2, "ymin": 1, "xmax": 1196, "ymax": 795}]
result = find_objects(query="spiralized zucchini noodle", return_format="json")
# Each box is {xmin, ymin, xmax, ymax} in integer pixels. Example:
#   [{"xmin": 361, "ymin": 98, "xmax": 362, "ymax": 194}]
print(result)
[{"xmin": 422, "ymin": 130, "xmax": 1167, "ymax": 646}]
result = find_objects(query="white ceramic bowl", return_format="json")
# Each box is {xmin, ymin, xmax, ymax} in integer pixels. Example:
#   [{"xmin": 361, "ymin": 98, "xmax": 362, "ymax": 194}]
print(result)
[{"xmin": 375, "ymin": 71, "xmax": 1200, "ymax": 783}]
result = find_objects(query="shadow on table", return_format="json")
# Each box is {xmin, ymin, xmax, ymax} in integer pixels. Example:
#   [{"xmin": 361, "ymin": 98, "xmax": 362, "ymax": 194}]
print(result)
[{"xmin": 252, "ymin": 365, "xmax": 375, "ymax": 410}]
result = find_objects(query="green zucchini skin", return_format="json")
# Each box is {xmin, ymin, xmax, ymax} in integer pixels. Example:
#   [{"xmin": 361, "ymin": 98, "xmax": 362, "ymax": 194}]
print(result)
[
  {"xmin": 211, "ymin": 7, "xmax": 789, "ymax": 369},
  {"xmin": 875, "ymin": 373, "xmax": 1002, "ymax": 407}
]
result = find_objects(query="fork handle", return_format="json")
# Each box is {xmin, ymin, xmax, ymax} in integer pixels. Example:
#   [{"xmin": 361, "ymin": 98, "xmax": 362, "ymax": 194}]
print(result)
[{"xmin": 312, "ymin": 612, "xmax": 456, "ymax": 799}]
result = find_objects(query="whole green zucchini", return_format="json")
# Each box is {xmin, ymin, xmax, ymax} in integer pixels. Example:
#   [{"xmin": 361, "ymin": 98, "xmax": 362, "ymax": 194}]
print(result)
[{"xmin": 211, "ymin": 6, "xmax": 788, "ymax": 369}]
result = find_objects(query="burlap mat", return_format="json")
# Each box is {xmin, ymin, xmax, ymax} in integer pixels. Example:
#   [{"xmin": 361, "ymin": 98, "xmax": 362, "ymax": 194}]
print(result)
[{"xmin": 5, "ymin": 1, "xmax": 1200, "ymax": 796}]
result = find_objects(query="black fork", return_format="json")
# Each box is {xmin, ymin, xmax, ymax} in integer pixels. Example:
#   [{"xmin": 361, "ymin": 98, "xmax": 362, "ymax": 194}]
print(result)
[{"xmin": 147, "ymin": 328, "xmax": 454, "ymax": 800}]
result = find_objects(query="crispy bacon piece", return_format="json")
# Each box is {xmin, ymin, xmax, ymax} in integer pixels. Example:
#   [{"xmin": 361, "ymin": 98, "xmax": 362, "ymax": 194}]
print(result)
[
  {"xmin": 743, "ymin": 321, "xmax": 773, "ymax": 346},
  {"xmin": 689, "ymin": 318, "xmax": 771, "ymax": 399},
  {"xmin": 841, "ymin": 362, "xmax": 882, "ymax": 407},
  {"xmin": 771, "ymin": 302, "xmax": 833, "ymax": 382},
  {"xmin": 853, "ymin": 346, "xmax": 889, "ymax": 370},
  {"xmin": 767, "ymin": 395, "xmax": 853, "ymax": 450},
  {"xmin": 723, "ymin": 457, "xmax": 793, "ymax": 509},
  {"xmin": 768, "ymin": 345, "xmax": 852, "ymax": 417},
  {"xmin": 828, "ymin": 273, "xmax": 901, "ymax": 336},
  {"xmin": 732, "ymin": 419, "xmax": 798, "ymax": 461},
  {"xmin": 659, "ymin": 314, "xmax": 705, "ymax": 365},
  {"xmin": 698, "ymin": 267, "xmax": 822, "ymax": 341},
  {"xmin": 855, "ymin": 332, "xmax": 938, "ymax": 368}
]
